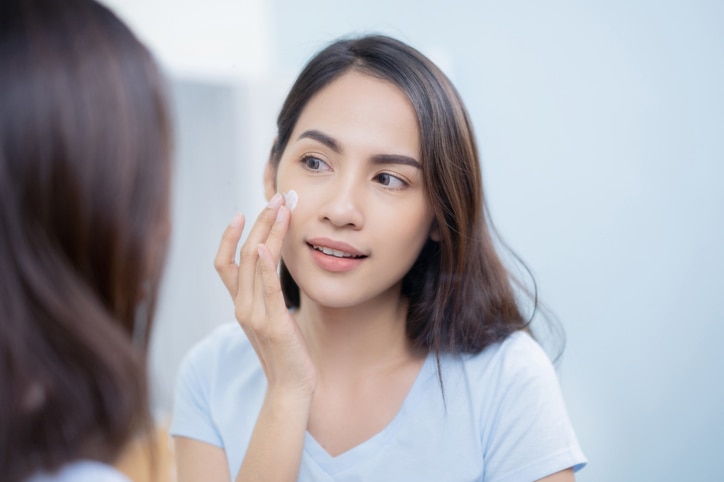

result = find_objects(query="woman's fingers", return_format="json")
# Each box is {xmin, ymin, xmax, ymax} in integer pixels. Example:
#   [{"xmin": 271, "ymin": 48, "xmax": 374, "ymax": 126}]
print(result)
[
  {"xmin": 249, "ymin": 204, "xmax": 290, "ymax": 326},
  {"xmin": 236, "ymin": 193, "xmax": 284, "ymax": 304},
  {"xmin": 220, "ymin": 197, "xmax": 314, "ymax": 394},
  {"xmin": 212, "ymin": 195, "xmax": 280, "ymax": 301},
  {"xmin": 216, "ymin": 193, "xmax": 291, "ymax": 342},
  {"xmin": 263, "ymin": 205, "xmax": 290, "ymax": 264},
  {"xmin": 214, "ymin": 212, "xmax": 245, "ymax": 297},
  {"xmin": 257, "ymin": 240, "xmax": 317, "ymax": 395},
  {"xmin": 256, "ymin": 243, "xmax": 290, "ymax": 328}
]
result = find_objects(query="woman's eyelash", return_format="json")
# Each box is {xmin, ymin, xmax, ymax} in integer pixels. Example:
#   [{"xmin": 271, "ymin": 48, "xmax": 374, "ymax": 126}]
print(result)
[
  {"xmin": 300, "ymin": 154, "xmax": 330, "ymax": 171},
  {"xmin": 374, "ymin": 172, "xmax": 408, "ymax": 190}
]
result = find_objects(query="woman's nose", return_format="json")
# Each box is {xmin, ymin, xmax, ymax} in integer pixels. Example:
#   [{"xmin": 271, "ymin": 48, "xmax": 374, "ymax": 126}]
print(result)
[{"xmin": 318, "ymin": 178, "xmax": 365, "ymax": 229}]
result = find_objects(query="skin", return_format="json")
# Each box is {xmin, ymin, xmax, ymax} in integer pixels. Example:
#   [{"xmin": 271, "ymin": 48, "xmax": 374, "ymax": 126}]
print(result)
[
  {"xmin": 174, "ymin": 71, "xmax": 576, "ymax": 482},
  {"xmin": 274, "ymin": 70, "xmax": 436, "ymax": 312}
]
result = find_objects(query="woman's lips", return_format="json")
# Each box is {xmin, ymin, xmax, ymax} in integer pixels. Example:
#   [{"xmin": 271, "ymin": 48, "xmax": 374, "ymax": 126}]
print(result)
[{"xmin": 306, "ymin": 238, "xmax": 367, "ymax": 272}]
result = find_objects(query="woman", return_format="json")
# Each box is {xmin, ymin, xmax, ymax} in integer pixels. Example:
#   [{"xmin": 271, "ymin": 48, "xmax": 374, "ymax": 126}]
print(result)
[
  {"xmin": 0, "ymin": 0, "xmax": 172, "ymax": 481},
  {"xmin": 172, "ymin": 35, "xmax": 586, "ymax": 481}
]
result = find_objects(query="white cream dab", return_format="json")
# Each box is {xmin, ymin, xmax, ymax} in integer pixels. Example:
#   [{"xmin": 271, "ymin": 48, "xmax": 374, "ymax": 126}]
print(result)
[{"xmin": 283, "ymin": 190, "xmax": 298, "ymax": 212}]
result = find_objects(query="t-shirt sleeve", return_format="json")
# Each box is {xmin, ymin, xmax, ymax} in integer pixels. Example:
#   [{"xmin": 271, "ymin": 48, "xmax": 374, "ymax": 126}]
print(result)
[
  {"xmin": 169, "ymin": 336, "xmax": 223, "ymax": 447},
  {"xmin": 481, "ymin": 333, "xmax": 587, "ymax": 482}
]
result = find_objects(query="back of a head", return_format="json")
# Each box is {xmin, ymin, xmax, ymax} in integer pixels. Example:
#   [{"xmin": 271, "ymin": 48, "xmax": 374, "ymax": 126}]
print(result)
[{"xmin": 0, "ymin": 0, "xmax": 172, "ymax": 480}]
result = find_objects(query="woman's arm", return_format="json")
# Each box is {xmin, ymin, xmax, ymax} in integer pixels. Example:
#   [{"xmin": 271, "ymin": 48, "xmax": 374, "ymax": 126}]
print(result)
[
  {"xmin": 233, "ymin": 389, "xmax": 312, "ymax": 481},
  {"xmin": 175, "ymin": 437, "xmax": 230, "ymax": 482},
  {"xmin": 536, "ymin": 468, "xmax": 575, "ymax": 482}
]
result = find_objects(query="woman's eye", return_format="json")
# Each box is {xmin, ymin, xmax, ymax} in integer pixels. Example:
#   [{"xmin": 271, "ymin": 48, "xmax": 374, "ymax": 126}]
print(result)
[
  {"xmin": 375, "ymin": 173, "xmax": 407, "ymax": 189},
  {"xmin": 301, "ymin": 155, "xmax": 330, "ymax": 171}
]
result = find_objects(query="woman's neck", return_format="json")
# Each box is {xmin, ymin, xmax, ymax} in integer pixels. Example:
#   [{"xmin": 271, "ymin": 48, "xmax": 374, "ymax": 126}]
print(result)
[{"xmin": 295, "ymin": 288, "xmax": 419, "ymax": 382}]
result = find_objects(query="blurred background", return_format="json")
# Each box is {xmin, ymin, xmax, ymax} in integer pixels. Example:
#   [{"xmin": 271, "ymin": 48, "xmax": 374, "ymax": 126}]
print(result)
[{"xmin": 100, "ymin": 1, "xmax": 724, "ymax": 481}]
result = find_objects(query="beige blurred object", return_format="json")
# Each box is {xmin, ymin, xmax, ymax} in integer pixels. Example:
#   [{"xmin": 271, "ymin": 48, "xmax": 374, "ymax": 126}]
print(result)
[{"xmin": 115, "ymin": 424, "xmax": 176, "ymax": 482}]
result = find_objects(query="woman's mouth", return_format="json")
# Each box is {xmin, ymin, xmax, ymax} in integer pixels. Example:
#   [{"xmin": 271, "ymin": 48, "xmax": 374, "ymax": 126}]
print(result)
[{"xmin": 305, "ymin": 239, "xmax": 368, "ymax": 272}]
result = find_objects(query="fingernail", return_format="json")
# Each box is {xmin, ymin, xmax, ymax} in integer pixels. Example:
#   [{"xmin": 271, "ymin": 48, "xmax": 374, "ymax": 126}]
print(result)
[
  {"xmin": 230, "ymin": 212, "xmax": 243, "ymax": 227},
  {"xmin": 266, "ymin": 192, "xmax": 282, "ymax": 209},
  {"xmin": 283, "ymin": 190, "xmax": 298, "ymax": 212}
]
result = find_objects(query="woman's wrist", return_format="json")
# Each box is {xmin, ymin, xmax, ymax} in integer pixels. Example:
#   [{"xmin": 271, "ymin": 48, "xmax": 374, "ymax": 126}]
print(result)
[{"xmin": 264, "ymin": 385, "xmax": 314, "ymax": 414}]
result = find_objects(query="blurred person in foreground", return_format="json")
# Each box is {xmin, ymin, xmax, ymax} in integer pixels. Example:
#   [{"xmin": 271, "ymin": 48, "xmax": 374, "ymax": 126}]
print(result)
[{"xmin": 0, "ymin": 0, "xmax": 173, "ymax": 480}]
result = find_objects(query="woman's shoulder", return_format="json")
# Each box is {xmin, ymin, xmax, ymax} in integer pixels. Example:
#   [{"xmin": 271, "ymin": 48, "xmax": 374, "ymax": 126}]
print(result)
[
  {"xmin": 178, "ymin": 321, "xmax": 255, "ymax": 374},
  {"xmin": 460, "ymin": 329, "xmax": 546, "ymax": 361},
  {"xmin": 455, "ymin": 332, "xmax": 586, "ymax": 480},
  {"xmin": 453, "ymin": 330, "xmax": 558, "ymax": 388},
  {"xmin": 189, "ymin": 321, "xmax": 249, "ymax": 351},
  {"xmin": 191, "ymin": 321, "xmax": 244, "ymax": 347}
]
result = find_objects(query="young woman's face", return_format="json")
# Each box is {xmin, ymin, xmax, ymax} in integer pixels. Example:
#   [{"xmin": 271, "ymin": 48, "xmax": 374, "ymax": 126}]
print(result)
[{"xmin": 270, "ymin": 70, "xmax": 436, "ymax": 309}]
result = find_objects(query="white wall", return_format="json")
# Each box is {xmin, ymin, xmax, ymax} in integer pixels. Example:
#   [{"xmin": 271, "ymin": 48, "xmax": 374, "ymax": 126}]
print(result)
[
  {"xmin": 103, "ymin": 1, "xmax": 724, "ymax": 480},
  {"xmin": 101, "ymin": 0, "xmax": 274, "ymax": 79}
]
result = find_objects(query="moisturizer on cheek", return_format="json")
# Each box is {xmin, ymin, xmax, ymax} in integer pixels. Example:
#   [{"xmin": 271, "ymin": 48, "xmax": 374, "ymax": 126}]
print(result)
[{"xmin": 283, "ymin": 189, "xmax": 298, "ymax": 212}]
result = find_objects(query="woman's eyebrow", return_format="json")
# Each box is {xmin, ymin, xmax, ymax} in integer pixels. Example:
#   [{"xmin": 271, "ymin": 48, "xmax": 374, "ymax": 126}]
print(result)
[
  {"xmin": 298, "ymin": 129, "xmax": 341, "ymax": 153},
  {"xmin": 371, "ymin": 154, "xmax": 421, "ymax": 170},
  {"xmin": 298, "ymin": 128, "xmax": 421, "ymax": 169}
]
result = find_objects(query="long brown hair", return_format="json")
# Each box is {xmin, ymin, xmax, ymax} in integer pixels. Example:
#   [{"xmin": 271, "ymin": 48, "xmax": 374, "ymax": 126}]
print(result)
[
  {"xmin": 271, "ymin": 35, "xmax": 543, "ymax": 355},
  {"xmin": 0, "ymin": 1, "xmax": 172, "ymax": 480}
]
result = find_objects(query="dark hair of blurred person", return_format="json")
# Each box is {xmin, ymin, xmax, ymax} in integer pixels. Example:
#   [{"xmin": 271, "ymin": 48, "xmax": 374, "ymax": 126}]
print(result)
[{"xmin": 0, "ymin": 0, "xmax": 172, "ymax": 481}]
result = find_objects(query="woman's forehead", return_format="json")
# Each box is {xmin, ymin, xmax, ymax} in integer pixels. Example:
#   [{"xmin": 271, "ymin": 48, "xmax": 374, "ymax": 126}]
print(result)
[{"xmin": 289, "ymin": 71, "xmax": 421, "ymax": 160}]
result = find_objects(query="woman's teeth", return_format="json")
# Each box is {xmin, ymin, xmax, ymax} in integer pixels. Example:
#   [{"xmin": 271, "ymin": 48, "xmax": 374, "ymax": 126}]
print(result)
[{"xmin": 313, "ymin": 245, "xmax": 362, "ymax": 258}]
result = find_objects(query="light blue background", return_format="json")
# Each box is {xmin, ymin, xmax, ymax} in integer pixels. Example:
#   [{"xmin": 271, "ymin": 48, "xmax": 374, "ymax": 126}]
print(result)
[{"xmin": 127, "ymin": 1, "xmax": 723, "ymax": 481}]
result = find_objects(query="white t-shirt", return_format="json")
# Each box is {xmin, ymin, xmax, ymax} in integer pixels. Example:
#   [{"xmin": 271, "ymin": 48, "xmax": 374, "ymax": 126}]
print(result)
[
  {"xmin": 171, "ymin": 322, "xmax": 587, "ymax": 481},
  {"xmin": 25, "ymin": 461, "xmax": 130, "ymax": 482}
]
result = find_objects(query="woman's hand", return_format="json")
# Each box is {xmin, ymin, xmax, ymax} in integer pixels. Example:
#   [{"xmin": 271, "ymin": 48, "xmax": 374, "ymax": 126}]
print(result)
[
  {"xmin": 212, "ymin": 193, "xmax": 313, "ymax": 481},
  {"xmin": 214, "ymin": 193, "xmax": 317, "ymax": 399}
]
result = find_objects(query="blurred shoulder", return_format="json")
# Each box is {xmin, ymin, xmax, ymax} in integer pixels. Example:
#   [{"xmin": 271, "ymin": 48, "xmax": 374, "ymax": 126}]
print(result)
[{"xmin": 26, "ymin": 461, "xmax": 129, "ymax": 482}]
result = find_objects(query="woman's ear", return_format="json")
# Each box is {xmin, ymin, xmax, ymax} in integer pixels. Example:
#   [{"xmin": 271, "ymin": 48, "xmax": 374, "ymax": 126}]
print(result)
[{"xmin": 264, "ymin": 161, "xmax": 276, "ymax": 202}]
